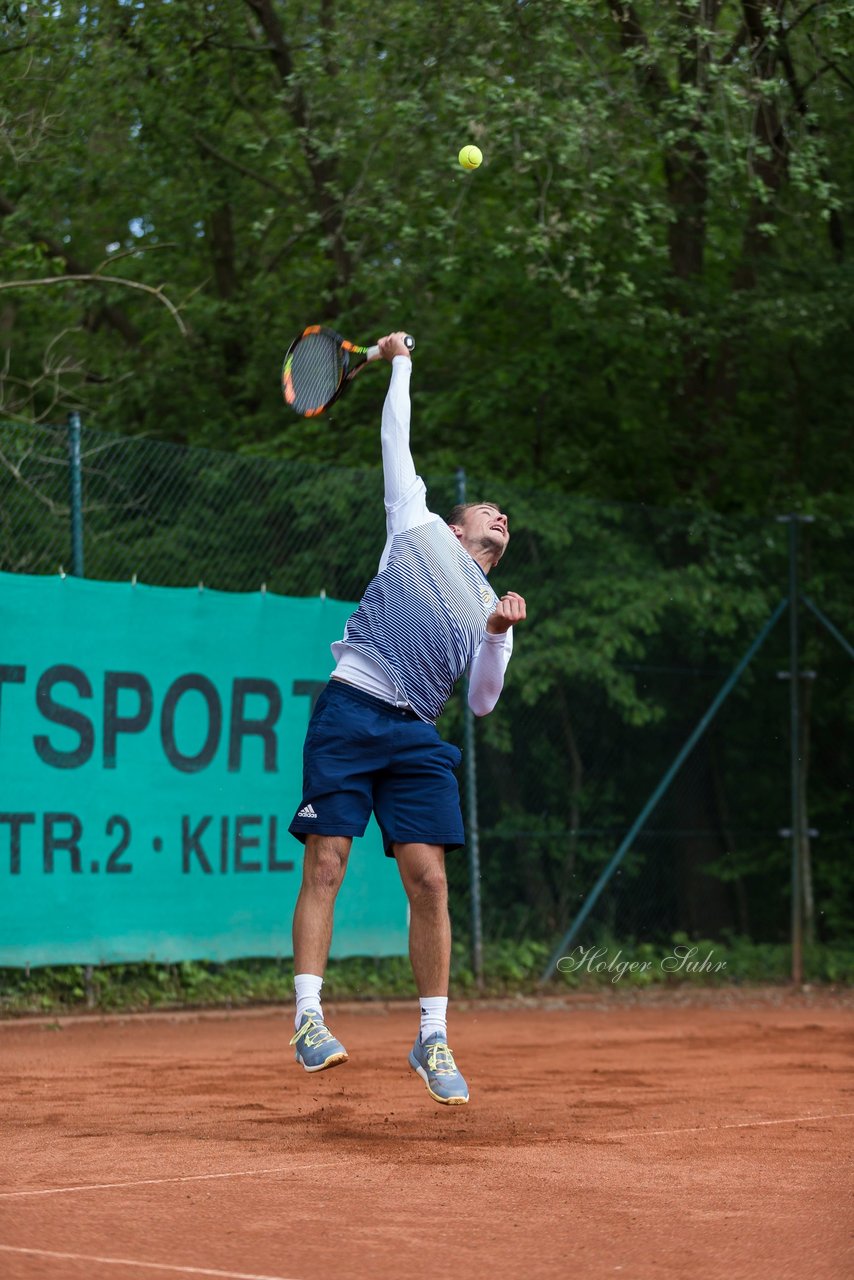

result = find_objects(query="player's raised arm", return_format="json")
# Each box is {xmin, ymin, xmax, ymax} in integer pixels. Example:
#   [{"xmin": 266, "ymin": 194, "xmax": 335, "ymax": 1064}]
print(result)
[
  {"xmin": 376, "ymin": 333, "xmax": 432, "ymax": 548},
  {"xmin": 378, "ymin": 332, "xmax": 415, "ymax": 509}
]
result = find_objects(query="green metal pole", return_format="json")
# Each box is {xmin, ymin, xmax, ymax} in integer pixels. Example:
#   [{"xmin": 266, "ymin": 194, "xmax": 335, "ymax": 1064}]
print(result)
[
  {"xmin": 540, "ymin": 598, "xmax": 789, "ymax": 984},
  {"xmin": 802, "ymin": 596, "xmax": 854, "ymax": 662},
  {"xmin": 67, "ymin": 410, "xmax": 84, "ymax": 577},
  {"xmin": 457, "ymin": 467, "xmax": 484, "ymax": 985},
  {"xmin": 781, "ymin": 516, "xmax": 803, "ymax": 986}
]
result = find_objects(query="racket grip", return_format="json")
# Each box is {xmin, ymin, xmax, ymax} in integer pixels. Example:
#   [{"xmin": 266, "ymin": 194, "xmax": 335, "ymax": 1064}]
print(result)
[{"xmin": 366, "ymin": 334, "xmax": 415, "ymax": 361}]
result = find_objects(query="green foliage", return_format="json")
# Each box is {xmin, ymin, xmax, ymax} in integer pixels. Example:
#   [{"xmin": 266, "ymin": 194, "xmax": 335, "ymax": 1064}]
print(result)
[
  {"xmin": 0, "ymin": 0, "xmax": 853, "ymax": 513},
  {"xmin": 0, "ymin": 957, "xmax": 416, "ymax": 1016},
  {"xmin": 2, "ymin": 934, "xmax": 851, "ymax": 1016}
]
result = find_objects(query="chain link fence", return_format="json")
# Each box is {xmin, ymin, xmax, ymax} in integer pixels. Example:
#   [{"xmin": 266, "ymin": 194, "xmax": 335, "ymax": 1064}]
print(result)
[{"xmin": 2, "ymin": 418, "xmax": 852, "ymax": 964}]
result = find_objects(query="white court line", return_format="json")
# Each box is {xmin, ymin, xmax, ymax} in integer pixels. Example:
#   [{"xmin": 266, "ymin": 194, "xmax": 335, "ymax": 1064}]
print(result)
[
  {"xmin": 612, "ymin": 1110, "xmax": 854, "ymax": 1139},
  {"xmin": 0, "ymin": 1245, "xmax": 298, "ymax": 1280},
  {"xmin": 2, "ymin": 1112, "xmax": 852, "ymax": 1204},
  {"xmin": 0, "ymin": 1162, "xmax": 337, "ymax": 1201}
]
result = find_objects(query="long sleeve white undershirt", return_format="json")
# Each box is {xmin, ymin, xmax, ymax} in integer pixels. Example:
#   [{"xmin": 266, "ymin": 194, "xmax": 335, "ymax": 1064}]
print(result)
[{"xmin": 332, "ymin": 356, "xmax": 512, "ymax": 717}]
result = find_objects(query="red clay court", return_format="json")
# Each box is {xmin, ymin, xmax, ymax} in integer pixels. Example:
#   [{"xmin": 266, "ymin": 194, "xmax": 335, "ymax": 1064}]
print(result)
[{"xmin": 1, "ymin": 988, "xmax": 852, "ymax": 1280}]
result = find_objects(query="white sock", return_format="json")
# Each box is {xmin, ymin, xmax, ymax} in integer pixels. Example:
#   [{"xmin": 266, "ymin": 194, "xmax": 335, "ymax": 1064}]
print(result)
[
  {"xmin": 294, "ymin": 973, "xmax": 323, "ymax": 1029},
  {"xmin": 420, "ymin": 996, "xmax": 448, "ymax": 1043}
]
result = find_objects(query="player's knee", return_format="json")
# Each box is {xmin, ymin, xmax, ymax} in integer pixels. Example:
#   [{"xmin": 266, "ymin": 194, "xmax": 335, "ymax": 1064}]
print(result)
[
  {"xmin": 406, "ymin": 866, "xmax": 448, "ymax": 905},
  {"xmin": 304, "ymin": 838, "xmax": 348, "ymax": 892}
]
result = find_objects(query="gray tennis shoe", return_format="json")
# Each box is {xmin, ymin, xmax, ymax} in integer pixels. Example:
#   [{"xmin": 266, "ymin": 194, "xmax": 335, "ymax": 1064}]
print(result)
[
  {"xmin": 290, "ymin": 1010, "xmax": 349, "ymax": 1072},
  {"xmin": 409, "ymin": 1031, "xmax": 469, "ymax": 1105}
]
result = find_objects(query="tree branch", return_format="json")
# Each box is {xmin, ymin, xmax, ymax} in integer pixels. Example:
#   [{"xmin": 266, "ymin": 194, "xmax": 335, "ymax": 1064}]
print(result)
[
  {"xmin": 0, "ymin": 275, "xmax": 189, "ymax": 335},
  {"xmin": 192, "ymin": 131, "xmax": 292, "ymax": 200},
  {"xmin": 819, "ymin": 51, "xmax": 854, "ymax": 94},
  {"xmin": 786, "ymin": 0, "xmax": 829, "ymax": 34},
  {"xmin": 0, "ymin": 188, "xmax": 143, "ymax": 345}
]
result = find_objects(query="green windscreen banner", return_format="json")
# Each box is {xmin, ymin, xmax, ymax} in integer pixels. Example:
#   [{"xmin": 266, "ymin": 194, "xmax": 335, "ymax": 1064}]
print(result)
[{"xmin": 0, "ymin": 571, "xmax": 408, "ymax": 966}]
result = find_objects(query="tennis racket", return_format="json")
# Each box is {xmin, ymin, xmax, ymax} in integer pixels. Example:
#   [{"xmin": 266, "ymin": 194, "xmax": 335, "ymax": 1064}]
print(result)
[{"xmin": 281, "ymin": 326, "xmax": 415, "ymax": 417}]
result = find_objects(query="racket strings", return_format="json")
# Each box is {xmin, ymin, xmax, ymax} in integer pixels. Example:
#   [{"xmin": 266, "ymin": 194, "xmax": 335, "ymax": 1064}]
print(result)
[{"xmin": 284, "ymin": 333, "xmax": 346, "ymax": 416}]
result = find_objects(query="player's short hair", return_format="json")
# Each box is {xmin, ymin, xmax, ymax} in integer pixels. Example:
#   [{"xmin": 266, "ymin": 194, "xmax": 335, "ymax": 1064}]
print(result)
[{"xmin": 445, "ymin": 501, "xmax": 502, "ymax": 528}]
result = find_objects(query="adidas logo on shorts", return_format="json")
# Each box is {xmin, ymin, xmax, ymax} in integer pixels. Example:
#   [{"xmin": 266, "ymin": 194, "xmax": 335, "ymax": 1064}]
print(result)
[{"xmin": 297, "ymin": 803, "xmax": 318, "ymax": 819}]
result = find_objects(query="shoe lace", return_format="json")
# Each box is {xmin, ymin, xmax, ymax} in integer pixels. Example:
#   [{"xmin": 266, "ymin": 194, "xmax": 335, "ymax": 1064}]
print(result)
[
  {"xmin": 425, "ymin": 1041, "xmax": 458, "ymax": 1077},
  {"xmin": 289, "ymin": 1014, "xmax": 334, "ymax": 1050}
]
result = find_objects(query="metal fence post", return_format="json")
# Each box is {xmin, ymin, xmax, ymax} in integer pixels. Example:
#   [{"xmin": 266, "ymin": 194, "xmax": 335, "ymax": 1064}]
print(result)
[
  {"xmin": 777, "ymin": 514, "xmax": 814, "ymax": 986},
  {"xmin": 67, "ymin": 411, "xmax": 85, "ymax": 576},
  {"xmin": 788, "ymin": 517, "xmax": 803, "ymax": 986},
  {"xmin": 456, "ymin": 467, "xmax": 484, "ymax": 985}
]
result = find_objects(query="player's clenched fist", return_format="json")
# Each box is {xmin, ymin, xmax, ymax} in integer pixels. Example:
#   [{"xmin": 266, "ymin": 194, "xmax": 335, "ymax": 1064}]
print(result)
[
  {"xmin": 486, "ymin": 591, "xmax": 527, "ymax": 635},
  {"xmin": 378, "ymin": 332, "xmax": 413, "ymax": 361}
]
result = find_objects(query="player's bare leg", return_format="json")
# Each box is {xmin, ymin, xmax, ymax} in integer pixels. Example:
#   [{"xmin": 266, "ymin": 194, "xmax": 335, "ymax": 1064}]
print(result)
[
  {"xmin": 290, "ymin": 834, "xmax": 351, "ymax": 1073},
  {"xmin": 395, "ymin": 842, "xmax": 469, "ymax": 1105},
  {"xmin": 292, "ymin": 834, "xmax": 351, "ymax": 974},
  {"xmin": 394, "ymin": 841, "xmax": 451, "ymax": 994}
]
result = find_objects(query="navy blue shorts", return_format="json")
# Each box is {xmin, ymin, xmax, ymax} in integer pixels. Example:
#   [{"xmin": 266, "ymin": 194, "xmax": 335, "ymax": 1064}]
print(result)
[{"xmin": 288, "ymin": 680, "xmax": 465, "ymax": 855}]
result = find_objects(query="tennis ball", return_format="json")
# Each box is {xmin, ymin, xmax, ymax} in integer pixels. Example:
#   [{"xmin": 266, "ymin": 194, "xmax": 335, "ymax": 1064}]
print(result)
[{"xmin": 458, "ymin": 145, "xmax": 483, "ymax": 172}]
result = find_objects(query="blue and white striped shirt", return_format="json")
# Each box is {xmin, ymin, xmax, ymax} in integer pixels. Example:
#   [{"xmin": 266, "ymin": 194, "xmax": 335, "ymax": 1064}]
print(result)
[
  {"xmin": 331, "ymin": 357, "xmax": 512, "ymax": 723},
  {"xmin": 338, "ymin": 516, "xmax": 499, "ymax": 722}
]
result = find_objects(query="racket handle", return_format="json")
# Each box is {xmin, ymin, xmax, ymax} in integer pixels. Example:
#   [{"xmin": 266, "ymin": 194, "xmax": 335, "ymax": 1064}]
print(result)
[{"xmin": 365, "ymin": 334, "xmax": 415, "ymax": 361}]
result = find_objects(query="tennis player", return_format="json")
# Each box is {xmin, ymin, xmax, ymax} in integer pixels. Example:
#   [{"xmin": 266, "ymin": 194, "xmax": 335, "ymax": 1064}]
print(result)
[{"xmin": 287, "ymin": 331, "xmax": 526, "ymax": 1105}]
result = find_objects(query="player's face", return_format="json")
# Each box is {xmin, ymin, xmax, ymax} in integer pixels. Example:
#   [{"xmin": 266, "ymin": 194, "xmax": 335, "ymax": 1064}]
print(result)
[
  {"xmin": 470, "ymin": 504, "xmax": 509, "ymax": 539},
  {"xmin": 463, "ymin": 505, "xmax": 509, "ymax": 559}
]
